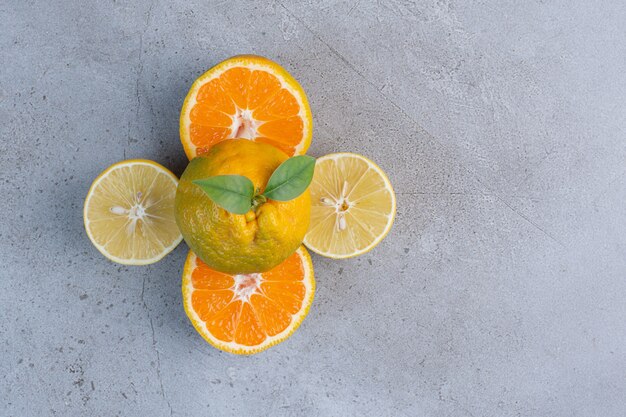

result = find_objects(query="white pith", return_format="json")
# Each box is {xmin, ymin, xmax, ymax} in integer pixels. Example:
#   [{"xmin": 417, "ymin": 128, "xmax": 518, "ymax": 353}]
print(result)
[
  {"xmin": 319, "ymin": 179, "xmax": 353, "ymax": 231},
  {"xmin": 232, "ymin": 273, "xmax": 263, "ymax": 302},
  {"xmin": 109, "ymin": 191, "xmax": 150, "ymax": 235},
  {"xmin": 230, "ymin": 108, "xmax": 260, "ymax": 139}
]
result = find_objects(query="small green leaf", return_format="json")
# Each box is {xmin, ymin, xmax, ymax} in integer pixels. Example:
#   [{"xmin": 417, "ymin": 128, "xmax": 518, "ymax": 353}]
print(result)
[
  {"xmin": 192, "ymin": 175, "xmax": 254, "ymax": 214},
  {"xmin": 263, "ymin": 155, "xmax": 316, "ymax": 201}
]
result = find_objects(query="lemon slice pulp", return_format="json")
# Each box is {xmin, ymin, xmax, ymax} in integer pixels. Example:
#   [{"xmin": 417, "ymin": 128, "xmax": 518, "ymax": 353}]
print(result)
[
  {"xmin": 303, "ymin": 153, "xmax": 396, "ymax": 259},
  {"xmin": 83, "ymin": 159, "xmax": 182, "ymax": 265}
]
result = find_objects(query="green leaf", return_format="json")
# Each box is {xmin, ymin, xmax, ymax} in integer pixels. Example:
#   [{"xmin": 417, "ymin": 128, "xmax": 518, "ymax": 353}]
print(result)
[
  {"xmin": 192, "ymin": 175, "xmax": 254, "ymax": 214},
  {"xmin": 263, "ymin": 155, "xmax": 316, "ymax": 201}
]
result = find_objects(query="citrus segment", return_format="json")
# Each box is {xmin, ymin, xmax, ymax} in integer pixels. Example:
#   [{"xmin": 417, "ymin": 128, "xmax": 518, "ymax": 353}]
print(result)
[
  {"xmin": 182, "ymin": 246, "xmax": 315, "ymax": 354},
  {"xmin": 303, "ymin": 153, "xmax": 396, "ymax": 259},
  {"xmin": 180, "ymin": 55, "xmax": 312, "ymax": 159},
  {"xmin": 83, "ymin": 160, "xmax": 182, "ymax": 265}
]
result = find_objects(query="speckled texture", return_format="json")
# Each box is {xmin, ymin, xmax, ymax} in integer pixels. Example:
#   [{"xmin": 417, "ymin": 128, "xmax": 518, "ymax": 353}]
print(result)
[
  {"xmin": 175, "ymin": 139, "xmax": 311, "ymax": 274},
  {"xmin": 1, "ymin": 1, "xmax": 625, "ymax": 416}
]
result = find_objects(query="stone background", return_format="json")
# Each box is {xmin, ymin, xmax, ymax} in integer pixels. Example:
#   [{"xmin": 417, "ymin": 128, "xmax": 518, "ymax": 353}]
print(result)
[{"xmin": 1, "ymin": 0, "xmax": 625, "ymax": 416}]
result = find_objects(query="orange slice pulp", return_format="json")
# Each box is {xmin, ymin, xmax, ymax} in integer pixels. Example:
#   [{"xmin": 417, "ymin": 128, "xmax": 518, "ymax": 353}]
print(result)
[
  {"xmin": 180, "ymin": 55, "xmax": 312, "ymax": 159},
  {"xmin": 182, "ymin": 246, "xmax": 315, "ymax": 354}
]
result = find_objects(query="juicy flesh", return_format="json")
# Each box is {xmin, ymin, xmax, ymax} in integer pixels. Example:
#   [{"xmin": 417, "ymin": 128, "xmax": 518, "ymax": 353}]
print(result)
[
  {"xmin": 189, "ymin": 67, "xmax": 304, "ymax": 156},
  {"xmin": 190, "ymin": 251, "xmax": 307, "ymax": 347},
  {"xmin": 306, "ymin": 156, "xmax": 394, "ymax": 256},
  {"xmin": 85, "ymin": 164, "xmax": 179, "ymax": 261}
]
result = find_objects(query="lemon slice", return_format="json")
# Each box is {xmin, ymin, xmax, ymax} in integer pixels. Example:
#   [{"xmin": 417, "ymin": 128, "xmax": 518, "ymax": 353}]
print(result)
[
  {"xmin": 303, "ymin": 153, "xmax": 396, "ymax": 259},
  {"xmin": 84, "ymin": 159, "xmax": 182, "ymax": 265}
]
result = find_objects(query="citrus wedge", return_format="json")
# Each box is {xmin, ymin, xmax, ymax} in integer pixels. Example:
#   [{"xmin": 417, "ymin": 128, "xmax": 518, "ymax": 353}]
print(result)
[
  {"xmin": 303, "ymin": 153, "xmax": 396, "ymax": 259},
  {"xmin": 182, "ymin": 246, "xmax": 315, "ymax": 354},
  {"xmin": 180, "ymin": 55, "xmax": 312, "ymax": 159},
  {"xmin": 84, "ymin": 160, "xmax": 182, "ymax": 265}
]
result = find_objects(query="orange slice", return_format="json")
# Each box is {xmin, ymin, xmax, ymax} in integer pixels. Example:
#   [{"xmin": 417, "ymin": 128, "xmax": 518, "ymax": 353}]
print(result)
[
  {"xmin": 180, "ymin": 55, "xmax": 312, "ymax": 159},
  {"xmin": 182, "ymin": 246, "xmax": 315, "ymax": 354}
]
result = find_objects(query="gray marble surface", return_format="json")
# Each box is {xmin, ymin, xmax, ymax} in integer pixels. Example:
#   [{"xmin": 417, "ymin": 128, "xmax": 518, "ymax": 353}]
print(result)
[{"xmin": 1, "ymin": 1, "xmax": 625, "ymax": 416}]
